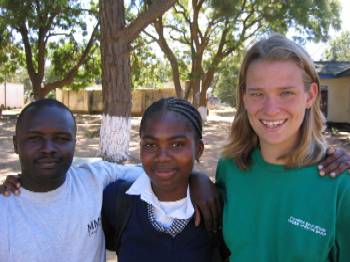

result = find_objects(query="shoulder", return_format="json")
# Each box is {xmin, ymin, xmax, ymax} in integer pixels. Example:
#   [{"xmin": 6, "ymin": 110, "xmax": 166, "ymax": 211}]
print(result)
[
  {"xmin": 216, "ymin": 157, "xmax": 239, "ymax": 174},
  {"xmin": 334, "ymin": 171, "xmax": 350, "ymax": 195},
  {"xmin": 104, "ymin": 180, "xmax": 133, "ymax": 196},
  {"xmin": 217, "ymin": 157, "xmax": 236, "ymax": 169}
]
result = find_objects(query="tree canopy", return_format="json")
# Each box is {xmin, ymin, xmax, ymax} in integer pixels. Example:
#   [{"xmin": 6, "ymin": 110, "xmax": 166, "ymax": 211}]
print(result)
[
  {"xmin": 0, "ymin": 0, "xmax": 99, "ymax": 98},
  {"xmin": 323, "ymin": 31, "xmax": 350, "ymax": 61}
]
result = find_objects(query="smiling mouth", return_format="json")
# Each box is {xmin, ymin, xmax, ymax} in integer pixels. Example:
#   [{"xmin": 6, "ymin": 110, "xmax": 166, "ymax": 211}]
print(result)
[
  {"xmin": 260, "ymin": 119, "xmax": 287, "ymax": 129},
  {"xmin": 153, "ymin": 168, "xmax": 177, "ymax": 178},
  {"xmin": 35, "ymin": 159, "xmax": 60, "ymax": 169}
]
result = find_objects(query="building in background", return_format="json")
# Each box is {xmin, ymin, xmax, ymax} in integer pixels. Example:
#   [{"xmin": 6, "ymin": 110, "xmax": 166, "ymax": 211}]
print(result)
[
  {"xmin": 0, "ymin": 82, "xmax": 24, "ymax": 109},
  {"xmin": 315, "ymin": 61, "xmax": 350, "ymax": 124}
]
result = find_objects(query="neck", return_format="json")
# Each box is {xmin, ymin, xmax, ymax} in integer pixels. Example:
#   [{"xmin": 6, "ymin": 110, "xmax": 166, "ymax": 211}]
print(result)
[
  {"xmin": 151, "ymin": 184, "xmax": 187, "ymax": 202},
  {"xmin": 20, "ymin": 173, "xmax": 67, "ymax": 192},
  {"xmin": 259, "ymin": 132, "xmax": 300, "ymax": 165},
  {"xmin": 260, "ymin": 146, "xmax": 287, "ymax": 164}
]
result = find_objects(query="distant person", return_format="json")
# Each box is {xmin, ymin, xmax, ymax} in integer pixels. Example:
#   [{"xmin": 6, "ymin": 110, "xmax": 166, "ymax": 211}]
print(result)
[
  {"xmin": 216, "ymin": 34, "xmax": 350, "ymax": 261},
  {"xmin": 102, "ymin": 98, "xmax": 228, "ymax": 262},
  {"xmin": 0, "ymin": 99, "xmax": 218, "ymax": 262}
]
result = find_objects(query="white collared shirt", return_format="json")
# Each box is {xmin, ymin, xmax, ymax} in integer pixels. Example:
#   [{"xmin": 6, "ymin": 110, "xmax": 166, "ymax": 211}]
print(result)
[{"xmin": 126, "ymin": 172, "xmax": 194, "ymax": 227}]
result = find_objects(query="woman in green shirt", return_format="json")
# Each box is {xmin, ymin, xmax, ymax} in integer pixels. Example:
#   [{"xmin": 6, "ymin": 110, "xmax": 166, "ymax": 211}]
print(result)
[{"xmin": 216, "ymin": 34, "xmax": 350, "ymax": 261}]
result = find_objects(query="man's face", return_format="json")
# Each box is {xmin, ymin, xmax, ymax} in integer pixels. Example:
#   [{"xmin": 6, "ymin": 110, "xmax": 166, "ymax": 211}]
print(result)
[{"xmin": 13, "ymin": 106, "xmax": 76, "ymax": 186}]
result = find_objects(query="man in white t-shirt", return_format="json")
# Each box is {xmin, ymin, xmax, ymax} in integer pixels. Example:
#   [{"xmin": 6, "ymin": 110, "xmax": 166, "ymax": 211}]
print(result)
[{"xmin": 0, "ymin": 99, "xmax": 144, "ymax": 262}]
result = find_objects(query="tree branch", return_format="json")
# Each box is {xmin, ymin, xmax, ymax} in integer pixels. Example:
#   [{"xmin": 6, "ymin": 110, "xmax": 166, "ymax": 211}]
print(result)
[
  {"xmin": 113, "ymin": 0, "xmax": 176, "ymax": 45},
  {"xmin": 153, "ymin": 17, "xmax": 183, "ymax": 97},
  {"xmin": 42, "ymin": 23, "xmax": 99, "ymax": 95}
]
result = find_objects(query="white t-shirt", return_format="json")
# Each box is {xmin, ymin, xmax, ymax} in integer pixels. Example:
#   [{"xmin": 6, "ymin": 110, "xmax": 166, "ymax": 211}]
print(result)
[{"xmin": 0, "ymin": 161, "xmax": 143, "ymax": 262}]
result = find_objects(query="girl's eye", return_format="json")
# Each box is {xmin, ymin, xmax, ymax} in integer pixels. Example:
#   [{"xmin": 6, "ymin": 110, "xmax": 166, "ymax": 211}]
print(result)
[
  {"xmin": 143, "ymin": 143, "xmax": 157, "ymax": 151},
  {"xmin": 171, "ymin": 142, "xmax": 183, "ymax": 148}
]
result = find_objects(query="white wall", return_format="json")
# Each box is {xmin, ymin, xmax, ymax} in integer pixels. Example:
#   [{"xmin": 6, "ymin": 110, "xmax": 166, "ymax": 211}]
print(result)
[
  {"xmin": 320, "ymin": 77, "xmax": 350, "ymax": 123},
  {"xmin": 0, "ymin": 82, "xmax": 24, "ymax": 108}
]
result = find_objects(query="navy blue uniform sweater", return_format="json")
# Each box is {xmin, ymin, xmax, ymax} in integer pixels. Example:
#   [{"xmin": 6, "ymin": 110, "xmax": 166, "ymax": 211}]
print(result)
[{"xmin": 102, "ymin": 180, "xmax": 213, "ymax": 262}]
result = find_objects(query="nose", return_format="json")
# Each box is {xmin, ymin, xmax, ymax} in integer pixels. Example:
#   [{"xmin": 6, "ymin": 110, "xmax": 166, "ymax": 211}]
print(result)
[
  {"xmin": 263, "ymin": 96, "xmax": 280, "ymax": 116},
  {"xmin": 155, "ymin": 147, "xmax": 171, "ymax": 162},
  {"xmin": 41, "ymin": 139, "xmax": 57, "ymax": 154}
]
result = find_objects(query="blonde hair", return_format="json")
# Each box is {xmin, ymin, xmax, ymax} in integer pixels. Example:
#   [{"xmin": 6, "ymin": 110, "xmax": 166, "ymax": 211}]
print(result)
[{"xmin": 222, "ymin": 34, "xmax": 327, "ymax": 169}]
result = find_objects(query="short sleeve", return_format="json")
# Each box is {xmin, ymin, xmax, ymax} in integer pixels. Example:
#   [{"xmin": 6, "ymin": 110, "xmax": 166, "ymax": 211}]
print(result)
[
  {"xmin": 79, "ymin": 161, "xmax": 144, "ymax": 189},
  {"xmin": 335, "ymin": 177, "xmax": 350, "ymax": 261}
]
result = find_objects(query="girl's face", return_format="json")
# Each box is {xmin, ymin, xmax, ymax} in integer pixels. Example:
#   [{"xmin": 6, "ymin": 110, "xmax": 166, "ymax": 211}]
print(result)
[
  {"xmin": 243, "ymin": 59, "xmax": 318, "ymax": 158},
  {"xmin": 140, "ymin": 111, "xmax": 203, "ymax": 201}
]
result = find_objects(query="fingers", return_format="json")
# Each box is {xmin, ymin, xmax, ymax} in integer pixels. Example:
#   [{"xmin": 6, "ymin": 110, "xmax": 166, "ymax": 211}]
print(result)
[
  {"xmin": 194, "ymin": 205, "xmax": 201, "ymax": 226},
  {"xmin": 210, "ymin": 201, "xmax": 219, "ymax": 232},
  {"xmin": 319, "ymin": 148, "xmax": 350, "ymax": 177},
  {"xmin": 1, "ymin": 175, "xmax": 21, "ymax": 195},
  {"xmin": 215, "ymin": 192, "xmax": 222, "ymax": 224},
  {"xmin": 210, "ymin": 187, "xmax": 222, "ymax": 232},
  {"xmin": 319, "ymin": 147, "xmax": 341, "ymax": 172},
  {"xmin": 319, "ymin": 148, "xmax": 345, "ymax": 176},
  {"xmin": 199, "ymin": 200, "xmax": 213, "ymax": 232},
  {"xmin": 6, "ymin": 175, "xmax": 21, "ymax": 189},
  {"xmin": 0, "ymin": 185, "xmax": 10, "ymax": 196}
]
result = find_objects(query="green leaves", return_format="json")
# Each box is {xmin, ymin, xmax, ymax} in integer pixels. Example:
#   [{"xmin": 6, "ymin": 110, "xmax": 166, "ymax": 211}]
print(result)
[{"xmin": 324, "ymin": 31, "xmax": 350, "ymax": 61}]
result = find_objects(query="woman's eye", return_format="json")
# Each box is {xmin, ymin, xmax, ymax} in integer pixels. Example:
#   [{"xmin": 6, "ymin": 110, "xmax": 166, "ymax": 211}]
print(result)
[
  {"xmin": 248, "ymin": 92, "xmax": 263, "ymax": 97},
  {"xmin": 281, "ymin": 91, "xmax": 294, "ymax": 96}
]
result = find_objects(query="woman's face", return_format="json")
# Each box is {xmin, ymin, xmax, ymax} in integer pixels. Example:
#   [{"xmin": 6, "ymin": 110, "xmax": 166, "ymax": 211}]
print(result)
[{"xmin": 243, "ymin": 59, "xmax": 318, "ymax": 155}]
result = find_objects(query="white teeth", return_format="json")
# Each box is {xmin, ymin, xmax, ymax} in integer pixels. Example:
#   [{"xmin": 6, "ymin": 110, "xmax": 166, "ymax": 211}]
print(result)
[{"xmin": 261, "ymin": 119, "xmax": 285, "ymax": 128}]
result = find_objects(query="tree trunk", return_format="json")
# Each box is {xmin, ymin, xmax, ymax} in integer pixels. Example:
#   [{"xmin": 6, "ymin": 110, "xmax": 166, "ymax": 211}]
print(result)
[
  {"xmin": 32, "ymin": 80, "xmax": 44, "ymax": 100},
  {"xmin": 191, "ymin": 56, "xmax": 202, "ymax": 108},
  {"xmin": 198, "ymin": 67, "xmax": 215, "ymax": 121},
  {"xmin": 99, "ymin": 0, "xmax": 132, "ymax": 162}
]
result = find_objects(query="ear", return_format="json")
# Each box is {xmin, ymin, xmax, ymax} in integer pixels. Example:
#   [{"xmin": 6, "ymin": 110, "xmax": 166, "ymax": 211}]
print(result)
[
  {"xmin": 195, "ymin": 139, "xmax": 204, "ymax": 161},
  {"xmin": 306, "ymin": 82, "xmax": 318, "ymax": 108},
  {"xmin": 13, "ymin": 135, "xmax": 18, "ymax": 154}
]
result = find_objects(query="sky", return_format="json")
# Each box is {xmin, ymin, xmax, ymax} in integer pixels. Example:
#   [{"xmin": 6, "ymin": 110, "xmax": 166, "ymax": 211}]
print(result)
[{"xmin": 304, "ymin": 0, "xmax": 350, "ymax": 60}]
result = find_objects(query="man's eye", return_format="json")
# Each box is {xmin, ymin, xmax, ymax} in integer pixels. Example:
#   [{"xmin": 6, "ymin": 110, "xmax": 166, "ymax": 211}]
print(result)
[
  {"xmin": 27, "ymin": 136, "xmax": 40, "ymax": 141},
  {"xmin": 55, "ymin": 137, "xmax": 70, "ymax": 143}
]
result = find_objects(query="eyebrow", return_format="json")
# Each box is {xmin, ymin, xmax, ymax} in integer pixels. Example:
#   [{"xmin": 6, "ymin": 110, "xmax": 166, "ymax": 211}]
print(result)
[
  {"xmin": 141, "ymin": 135, "xmax": 188, "ymax": 140},
  {"xmin": 246, "ymin": 86, "xmax": 297, "ymax": 91},
  {"xmin": 26, "ymin": 131, "xmax": 73, "ymax": 136}
]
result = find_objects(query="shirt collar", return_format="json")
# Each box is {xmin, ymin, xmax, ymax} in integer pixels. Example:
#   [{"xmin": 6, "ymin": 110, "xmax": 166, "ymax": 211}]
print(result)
[{"xmin": 126, "ymin": 172, "xmax": 194, "ymax": 220}]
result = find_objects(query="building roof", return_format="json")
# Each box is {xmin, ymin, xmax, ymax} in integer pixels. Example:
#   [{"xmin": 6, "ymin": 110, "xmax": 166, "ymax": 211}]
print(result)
[{"xmin": 314, "ymin": 61, "xmax": 350, "ymax": 78}]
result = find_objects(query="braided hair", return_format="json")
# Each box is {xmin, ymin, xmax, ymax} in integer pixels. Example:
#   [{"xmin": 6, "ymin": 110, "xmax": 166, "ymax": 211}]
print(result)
[{"xmin": 139, "ymin": 97, "xmax": 203, "ymax": 140}]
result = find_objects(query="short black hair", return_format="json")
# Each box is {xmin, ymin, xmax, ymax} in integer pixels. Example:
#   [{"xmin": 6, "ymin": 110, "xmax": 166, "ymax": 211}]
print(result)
[
  {"xmin": 16, "ymin": 99, "xmax": 76, "ymax": 134},
  {"xmin": 139, "ymin": 97, "xmax": 202, "ymax": 140}
]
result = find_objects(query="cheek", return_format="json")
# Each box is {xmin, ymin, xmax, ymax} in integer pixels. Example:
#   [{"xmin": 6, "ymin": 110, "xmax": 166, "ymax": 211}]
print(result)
[
  {"xmin": 244, "ymin": 98, "xmax": 261, "ymax": 116},
  {"xmin": 140, "ymin": 150, "xmax": 153, "ymax": 166}
]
